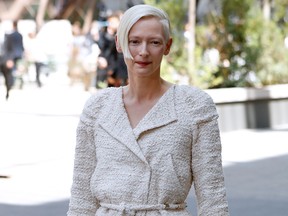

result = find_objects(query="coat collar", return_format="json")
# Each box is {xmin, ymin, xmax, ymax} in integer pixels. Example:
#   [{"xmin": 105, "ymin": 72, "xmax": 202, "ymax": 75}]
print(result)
[
  {"xmin": 132, "ymin": 85, "xmax": 177, "ymax": 139},
  {"xmin": 98, "ymin": 86, "xmax": 177, "ymax": 163}
]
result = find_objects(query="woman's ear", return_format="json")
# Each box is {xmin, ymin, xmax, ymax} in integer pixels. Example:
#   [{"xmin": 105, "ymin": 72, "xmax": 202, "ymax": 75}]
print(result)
[
  {"xmin": 164, "ymin": 38, "xmax": 173, "ymax": 55},
  {"xmin": 115, "ymin": 36, "xmax": 122, "ymax": 53}
]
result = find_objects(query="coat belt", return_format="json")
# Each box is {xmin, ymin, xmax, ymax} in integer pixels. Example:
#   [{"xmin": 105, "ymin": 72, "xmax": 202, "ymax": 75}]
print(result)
[{"xmin": 100, "ymin": 202, "xmax": 186, "ymax": 212}]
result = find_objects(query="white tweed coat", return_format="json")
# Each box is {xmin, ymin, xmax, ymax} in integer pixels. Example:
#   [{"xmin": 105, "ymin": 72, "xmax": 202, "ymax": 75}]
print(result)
[{"xmin": 67, "ymin": 85, "xmax": 229, "ymax": 216}]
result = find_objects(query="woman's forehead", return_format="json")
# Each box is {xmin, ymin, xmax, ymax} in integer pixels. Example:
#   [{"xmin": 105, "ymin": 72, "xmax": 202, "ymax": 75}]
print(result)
[{"xmin": 129, "ymin": 16, "xmax": 163, "ymax": 35}]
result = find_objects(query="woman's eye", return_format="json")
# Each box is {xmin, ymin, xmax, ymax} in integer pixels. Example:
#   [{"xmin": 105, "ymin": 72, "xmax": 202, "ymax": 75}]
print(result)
[
  {"xmin": 151, "ymin": 41, "xmax": 161, "ymax": 45},
  {"xmin": 129, "ymin": 40, "xmax": 139, "ymax": 45}
]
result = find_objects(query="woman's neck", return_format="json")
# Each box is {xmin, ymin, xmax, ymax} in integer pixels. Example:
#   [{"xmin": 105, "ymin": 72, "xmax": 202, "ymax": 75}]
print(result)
[{"xmin": 124, "ymin": 77, "xmax": 172, "ymax": 103}]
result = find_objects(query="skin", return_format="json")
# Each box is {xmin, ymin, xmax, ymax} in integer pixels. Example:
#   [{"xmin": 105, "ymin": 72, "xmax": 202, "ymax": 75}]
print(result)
[{"xmin": 115, "ymin": 16, "xmax": 173, "ymax": 128}]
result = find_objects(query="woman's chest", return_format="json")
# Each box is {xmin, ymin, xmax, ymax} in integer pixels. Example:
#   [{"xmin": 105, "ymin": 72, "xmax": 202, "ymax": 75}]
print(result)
[{"xmin": 94, "ymin": 120, "xmax": 193, "ymax": 165}]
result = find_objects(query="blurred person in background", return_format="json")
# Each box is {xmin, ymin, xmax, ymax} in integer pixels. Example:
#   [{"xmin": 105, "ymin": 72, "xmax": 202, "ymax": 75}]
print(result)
[
  {"xmin": 96, "ymin": 0, "xmax": 108, "ymax": 22},
  {"xmin": 96, "ymin": 11, "xmax": 128, "ymax": 88},
  {"xmin": 24, "ymin": 30, "xmax": 47, "ymax": 88},
  {"xmin": 0, "ymin": 24, "xmax": 5, "ymax": 93},
  {"xmin": 68, "ymin": 21, "xmax": 100, "ymax": 91},
  {"xmin": 67, "ymin": 4, "xmax": 229, "ymax": 216},
  {"xmin": 67, "ymin": 21, "xmax": 86, "ymax": 86},
  {"xmin": 0, "ymin": 20, "xmax": 24, "ymax": 100}
]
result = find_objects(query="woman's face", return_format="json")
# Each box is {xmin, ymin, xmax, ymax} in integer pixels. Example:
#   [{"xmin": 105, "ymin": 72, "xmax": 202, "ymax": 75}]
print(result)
[{"xmin": 124, "ymin": 16, "xmax": 172, "ymax": 78}]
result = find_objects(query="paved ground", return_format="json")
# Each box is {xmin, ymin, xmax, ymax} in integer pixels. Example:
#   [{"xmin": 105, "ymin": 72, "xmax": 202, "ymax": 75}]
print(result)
[{"xmin": 1, "ymin": 72, "xmax": 288, "ymax": 216}]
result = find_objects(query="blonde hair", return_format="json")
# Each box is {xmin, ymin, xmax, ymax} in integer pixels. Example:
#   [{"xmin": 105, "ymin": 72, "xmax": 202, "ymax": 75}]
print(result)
[{"xmin": 116, "ymin": 4, "xmax": 171, "ymax": 59}]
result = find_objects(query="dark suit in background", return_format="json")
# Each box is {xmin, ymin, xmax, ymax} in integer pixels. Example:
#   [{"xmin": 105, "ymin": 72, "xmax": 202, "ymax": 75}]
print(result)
[{"xmin": 0, "ymin": 20, "xmax": 24, "ymax": 100}]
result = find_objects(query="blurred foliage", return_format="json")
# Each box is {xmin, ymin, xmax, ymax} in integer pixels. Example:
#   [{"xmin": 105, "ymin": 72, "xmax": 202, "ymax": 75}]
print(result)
[
  {"xmin": 196, "ymin": 0, "xmax": 288, "ymax": 88},
  {"xmin": 145, "ymin": 0, "xmax": 288, "ymax": 88},
  {"xmin": 197, "ymin": 0, "xmax": 257, "ymax": 88}
]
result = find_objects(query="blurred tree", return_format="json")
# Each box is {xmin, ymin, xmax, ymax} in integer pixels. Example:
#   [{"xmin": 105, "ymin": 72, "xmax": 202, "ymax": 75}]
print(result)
[
  {"xmin": 0, "ymin": 0, "xmax": 35, "ymax": 21},
  {"xmin": 197, "ymin": 0, "xmax": 288, "ymax": 88},
  {"xmin": 255, "ymin": 0, "xmax": 288, "ymax": 85},
  {"xmin": 0, "ymin": 0, "xmax": 98, "ymax": 34},
  {"xmin": 187, "ymin": 0, "xmax": 197, "ymax": 85},
  {"xmin": 197, "ymin": 0, "xmax": 255, "ymax": 88},
  {"xmin": 263, "ymin": 0, "xmax": 271, "ymax": 20}
]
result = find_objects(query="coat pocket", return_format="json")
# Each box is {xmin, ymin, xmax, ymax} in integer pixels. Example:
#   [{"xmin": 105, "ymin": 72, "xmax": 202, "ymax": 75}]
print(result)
[{"xmin": 154, "ymin": 154, "xmax": 189, "ymax": 202}]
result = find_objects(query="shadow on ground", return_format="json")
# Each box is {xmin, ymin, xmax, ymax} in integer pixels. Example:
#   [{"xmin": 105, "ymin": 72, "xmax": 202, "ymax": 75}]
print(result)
[
  {"xmin": 0, "ymin": 200, "xmax": 69, "ymax": 216},
  {"xmin": 187, "ymin": 154, "xmax": 288, "ymax": 216}
]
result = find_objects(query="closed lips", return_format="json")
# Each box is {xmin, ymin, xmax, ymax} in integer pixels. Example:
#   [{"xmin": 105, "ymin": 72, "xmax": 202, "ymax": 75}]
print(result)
[{"xmin": 135, "ymin": 61, "xmax": 151, "ymax": 65}]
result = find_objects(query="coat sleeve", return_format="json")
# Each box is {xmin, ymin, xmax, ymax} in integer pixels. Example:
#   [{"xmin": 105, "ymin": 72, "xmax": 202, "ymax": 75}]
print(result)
[
  {"xmin": 67, "ymin": 96, "xmax": 100, "ymax": 216},
  {"xmin": 190, "ymin": 92, "xmax": 229, "ymax": 216}
]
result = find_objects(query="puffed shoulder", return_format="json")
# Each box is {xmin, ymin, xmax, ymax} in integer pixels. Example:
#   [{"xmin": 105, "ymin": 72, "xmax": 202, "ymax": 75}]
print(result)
[
  {"xmin": 79, "ymin": 88, "xmax": 117, "ymax": 126},
  {"xmin": 175, "ymin": 85, "xmax": 219, "ymax": 124}
]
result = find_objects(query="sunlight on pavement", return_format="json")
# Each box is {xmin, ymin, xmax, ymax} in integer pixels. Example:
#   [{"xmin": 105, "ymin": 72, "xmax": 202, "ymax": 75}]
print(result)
[
  {"xmin": 0, "ymin": 72, "xmax": 91, "ymax": 205},
  {"xmin": 221, "ymin": 128, "xmax": 288, "ymax": 166}
]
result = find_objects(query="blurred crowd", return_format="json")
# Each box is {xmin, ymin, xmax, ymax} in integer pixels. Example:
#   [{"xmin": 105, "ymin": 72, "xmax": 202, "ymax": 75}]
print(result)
[
  {"xmin": 68, "ymin": 11, "xmax": 128, "ymax": 91},
  {"xmin": 0, "ymin": 4, "xmax": 130, "ymax": 100}
]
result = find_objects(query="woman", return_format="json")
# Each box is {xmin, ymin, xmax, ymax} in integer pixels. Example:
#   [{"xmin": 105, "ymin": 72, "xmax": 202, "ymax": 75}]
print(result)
[{"xmin": 67, "ymin": 4, "xmax": 229, "ymax": 216}]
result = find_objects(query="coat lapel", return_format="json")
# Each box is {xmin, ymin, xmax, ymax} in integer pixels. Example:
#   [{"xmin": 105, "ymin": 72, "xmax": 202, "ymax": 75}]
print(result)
[
  {"xmin": 98, "ymin": 86, "xmax": 177, "ymax": 163},
  {"xmin": 98, "ymin": 88, "xmax": 148, "ymax": 164},
  {"xmin": 133, "ymin": 85, "xmax": 177, "ymax": 139}
]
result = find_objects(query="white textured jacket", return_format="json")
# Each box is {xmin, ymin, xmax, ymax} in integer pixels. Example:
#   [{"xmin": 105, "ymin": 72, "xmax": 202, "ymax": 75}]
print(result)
[{"xmin": 67, "ymin": 85, "xmax": 229, "ymax": 216}]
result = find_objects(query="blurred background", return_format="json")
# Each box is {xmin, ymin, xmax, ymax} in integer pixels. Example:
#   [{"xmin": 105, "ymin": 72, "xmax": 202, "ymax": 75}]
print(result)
[{"xmin": 0, "ymin": 0, "xmax": 287, "ymax": 216}]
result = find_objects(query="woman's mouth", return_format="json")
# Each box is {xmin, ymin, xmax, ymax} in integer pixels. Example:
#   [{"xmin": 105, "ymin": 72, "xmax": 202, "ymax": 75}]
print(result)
[{"xmin": 135, "ymin": 61, "xmax": 151, "ymax": 67}]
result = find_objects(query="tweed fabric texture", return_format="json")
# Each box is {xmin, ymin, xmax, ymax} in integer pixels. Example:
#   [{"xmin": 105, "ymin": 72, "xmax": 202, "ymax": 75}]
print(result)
[{"xmin": 67, "ymin": 85, "xmax": 229, "ymax": 216}]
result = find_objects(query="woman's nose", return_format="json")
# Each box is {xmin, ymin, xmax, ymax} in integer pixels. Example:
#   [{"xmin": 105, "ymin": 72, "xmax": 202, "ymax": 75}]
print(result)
[{"xmin": 139, "ymin": 43, "xmax": 148, "ymax": 56}]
